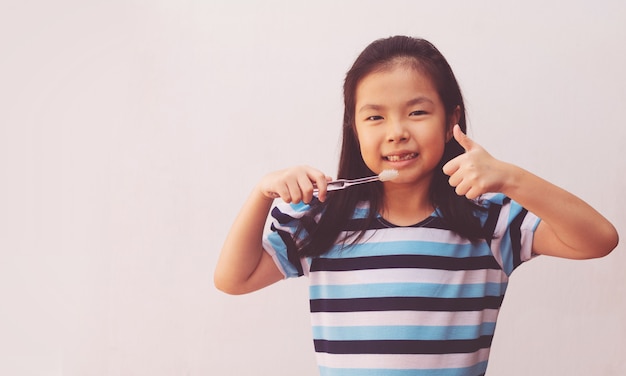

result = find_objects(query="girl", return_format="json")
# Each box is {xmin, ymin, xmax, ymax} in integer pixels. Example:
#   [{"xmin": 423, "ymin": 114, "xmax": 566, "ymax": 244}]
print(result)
[{"xmin": 214, "ymin": 36, "xmax": 618, "ymax": 375}]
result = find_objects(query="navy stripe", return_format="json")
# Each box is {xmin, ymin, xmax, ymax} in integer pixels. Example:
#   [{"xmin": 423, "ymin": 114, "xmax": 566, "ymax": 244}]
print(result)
[
  {"xmin": 420, "ymin": 216, "xmax": 457, "ymax": 231},
  {"xmin": 343, "ymin": 216, "xmax": 452, "ymax": 232},
  {"xmin": 272, "ymin": 224, "xmax": 304, "ymax": 277},
  {"xmin": 314, "ymin": 335, "xmax": 494, "ymax": 355},
  {"xmin": 310, "ymin": 296, "xmax": 504, "ymax": 313},
  {"xmin": 311, "ymin": 254, "xmax": 501, "ymax": 272},
  {"xmin": 483, "ymin": 202, "xmax": 502, "ymax": 246},
  {"xmin": 510, "ymin": 208, "xmax": 528, "ymax": 270},
  {"xmin": 271, "ymin": 206, "xmax": 296, "ymax": 225}
]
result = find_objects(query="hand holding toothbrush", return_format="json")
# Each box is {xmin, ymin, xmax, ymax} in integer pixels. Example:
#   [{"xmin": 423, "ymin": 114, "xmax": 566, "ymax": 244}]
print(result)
[
  {"xmin": 259, "ymin": 165, "xmax": 398, "ymax": 204},
  {"xmin": 259, "ymin": 165, "xmax": 333, "ymax": 204}
]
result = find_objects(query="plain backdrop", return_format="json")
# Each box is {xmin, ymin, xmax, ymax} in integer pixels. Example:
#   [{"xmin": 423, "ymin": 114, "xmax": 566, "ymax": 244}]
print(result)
[{"xmin": 1, "ymin": 1, "xmax": 625, "ymax": 375}]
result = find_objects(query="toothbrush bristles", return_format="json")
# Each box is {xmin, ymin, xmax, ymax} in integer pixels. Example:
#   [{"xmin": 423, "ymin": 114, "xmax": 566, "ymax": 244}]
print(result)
[{"xmin": 378, "ymin": 169, "xmax": 399, "ymax": 182}]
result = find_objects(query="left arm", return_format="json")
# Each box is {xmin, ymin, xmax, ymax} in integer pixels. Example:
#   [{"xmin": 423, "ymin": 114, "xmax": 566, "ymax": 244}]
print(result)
[{"xmin": 443, "ymin": 125, "xmax": 619, "ymax": 259}]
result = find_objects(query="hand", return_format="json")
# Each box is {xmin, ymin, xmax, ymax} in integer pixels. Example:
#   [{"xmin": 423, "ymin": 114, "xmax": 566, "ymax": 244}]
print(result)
[
  {"xmin": 258, "ymin": 165, "xmax": 332, "ymax": 204},
  {"xmin": 442, "ymin": 125, "xmax": 510, "ymax": 200}
]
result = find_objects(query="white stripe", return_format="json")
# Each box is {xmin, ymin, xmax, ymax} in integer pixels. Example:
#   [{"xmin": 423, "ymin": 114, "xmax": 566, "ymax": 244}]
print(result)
[
  {"xmin": 489, "ymin": 200, "xmax": 511, "ymax": 270},
  {"xmin": 311, "ymin": 309, "xmax": 500, "ymax": 327},
  {"xmin": 261, "ymin": 240, "xmax": 289, "ymax": 278},
  {"xmin": 301, "ymin": 257, "xmax": 311, "ymax": 277},
  {"xmin": 520, "ymin": 212, "xmax": 540, "ymax": 261},
  {"xmin": 274, "ymin": 202, "xmax": 309, "ymax": 217},
  {"xmin": 310, "ymin": 268, "xmax": 507, "ymax": 286},
  {"xmin": 316, "ymin": 348, "xmax": 491, "ymax": 370}
]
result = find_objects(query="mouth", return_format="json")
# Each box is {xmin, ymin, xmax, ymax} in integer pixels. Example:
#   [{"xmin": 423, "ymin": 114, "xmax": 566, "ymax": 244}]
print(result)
[{"xmin": 384, "ymin": 152, "xmax": 418, "ymax": 162}]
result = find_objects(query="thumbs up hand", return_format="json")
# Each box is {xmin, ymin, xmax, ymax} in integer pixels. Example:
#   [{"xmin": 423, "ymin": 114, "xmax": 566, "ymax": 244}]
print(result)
[{"xmin": 442, "ymin": 125, "xmax": 511, "ymax": 200}]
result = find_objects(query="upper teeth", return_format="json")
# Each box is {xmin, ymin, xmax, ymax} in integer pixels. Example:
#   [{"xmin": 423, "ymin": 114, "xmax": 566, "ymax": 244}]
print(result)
[{"xmin": 386, "ymin": 153, "xmax": 417, "ymax": 162}]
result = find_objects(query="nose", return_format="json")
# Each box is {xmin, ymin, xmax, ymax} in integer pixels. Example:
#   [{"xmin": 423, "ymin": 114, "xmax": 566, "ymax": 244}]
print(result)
[{"xmin": 386, "ymin": 118, "xmax": 409, "ymax": 143}]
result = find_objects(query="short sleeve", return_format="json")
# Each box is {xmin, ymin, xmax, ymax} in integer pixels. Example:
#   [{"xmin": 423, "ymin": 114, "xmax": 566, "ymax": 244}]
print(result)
[
  {"xmin": 479, "ymin": 193, "xmax": 541, "ymax": 276},
  {"xmin": 262, "ymin": 201, "xmax": 313, "ymax": 279}
]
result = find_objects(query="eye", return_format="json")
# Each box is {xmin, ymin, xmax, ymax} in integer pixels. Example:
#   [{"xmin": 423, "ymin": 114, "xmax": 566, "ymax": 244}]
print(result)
[
  {"xmin": 365, "ymin": 115, "xmax": 384, "ymax": 121},
  {"xmin": 409, "ymin": 110, "xmax": 427, "ymax": 116}
]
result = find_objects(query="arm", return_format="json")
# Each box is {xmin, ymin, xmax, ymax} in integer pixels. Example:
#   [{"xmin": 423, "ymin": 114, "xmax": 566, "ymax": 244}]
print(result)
[
  {"xmin": 214, "ymin": 166, "xmax": 330, "ymax": 295},
  {"xmin": 443, "ymin": 125, "xmax": 618, "ymax": 259}
]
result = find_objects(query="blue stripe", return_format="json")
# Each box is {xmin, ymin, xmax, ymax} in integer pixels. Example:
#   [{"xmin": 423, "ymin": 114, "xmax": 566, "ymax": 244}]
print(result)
[
  {"xmin": 324, "ymin": 240, "xmax": 492, "ymax": 259},
  {"xmin": 319, "ymin": 360, "xmax": 488, "ymax": 376},
  {"xmin": 309, "ymin": 282, "xmax": 508, "ymax": 300},
  {"xmin": 265, "ymin": 232, "xmax": 300, "ymax": 278},
  {"xmin": 312, "ymin": 323, "xmax": 497, "ymax": 341},
  {"xmin": 498, "ymin": 198, "xmax": 532, "ymax": 276},
  {"xmin": 288, "ymin": 201, "xmax": 312, "ymax": 213},
  {"xmin": 354, "ymin": 206, "xmax": 369, "ymax": 218}
]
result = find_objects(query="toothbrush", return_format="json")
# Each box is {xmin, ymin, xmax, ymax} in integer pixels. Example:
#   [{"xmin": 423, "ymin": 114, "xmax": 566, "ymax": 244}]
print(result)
[{"xmin": 314, "ymin": 169, "xmax": 399, "ymax": 192}]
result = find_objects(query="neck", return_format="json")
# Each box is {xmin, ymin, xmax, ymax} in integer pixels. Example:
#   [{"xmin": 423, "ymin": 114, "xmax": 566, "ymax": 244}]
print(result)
[{"xmin": 381, "ymin": 180, "xmax": 434, "ymax": 226}]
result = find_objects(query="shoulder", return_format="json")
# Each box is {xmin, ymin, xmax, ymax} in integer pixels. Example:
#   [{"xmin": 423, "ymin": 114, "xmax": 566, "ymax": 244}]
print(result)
[
  {"xmin": 473, "ymin": 193, "xmax": 516, "ymax": 221},
  {"xmin": 475, "ymin": 193, "xmax": 540, "ymax": 238}
]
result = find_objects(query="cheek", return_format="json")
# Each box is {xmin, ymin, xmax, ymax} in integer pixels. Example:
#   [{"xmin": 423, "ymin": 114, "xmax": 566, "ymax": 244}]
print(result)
[
  {"xmin": 356, "ymin": 134, "xmax": 380, "ymax": 165},
  {"xmin": 358, "ymin": 140, "xmax": 375, "ymax": 161},
  {"xmin": 419, "ymin": 130, "xmax": 448, "ymax": 159},
  {"xmin": 433, "ymin": 136, "xmax": 449, "ymax": 162}
]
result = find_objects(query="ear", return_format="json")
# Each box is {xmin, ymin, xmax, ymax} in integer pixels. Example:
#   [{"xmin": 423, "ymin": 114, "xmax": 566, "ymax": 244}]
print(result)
[{"xmin": 446, "ymin": 105, "xmax": 461, "ymax": 142}]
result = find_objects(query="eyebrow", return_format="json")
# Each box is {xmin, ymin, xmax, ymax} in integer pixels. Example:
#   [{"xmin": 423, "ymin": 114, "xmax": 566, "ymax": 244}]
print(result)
[
  {"xmin": 406, "ymin": 96, "xmax": 434, "ymax": 106},
  {"xmin": 357, "ymin": 96, "xmax": 434, "ymax": 113}
]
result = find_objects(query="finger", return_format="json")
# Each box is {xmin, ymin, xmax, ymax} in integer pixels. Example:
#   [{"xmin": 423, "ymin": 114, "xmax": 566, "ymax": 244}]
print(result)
[
  {"xmin": 442, "ymin": 155, "xmax": 461, "ymax": 176},
  {"xmin": 272, "ymin": 183, "xmax": 291, "ymax": 203},
  {"xmin": 447, "ymin": 171, "xmax": 462, "ymax": 189},
  {"xmin": 285, "ymin": 179, "xmax": 304, "ymax": 204},
  {"xmin": 298, "ymin": 173, "xmax": 317, "ymax": 204},
  {"xmin": 311, "ymin": 174, "xmax": 333, "ymax": 202},
  {"xmin": 464, "ymin": 187, "xmax": 481, "ymax": 200},
  {"xmin": 454, "ymin": 178, "xmax": 476, "ymax": 199},
  {"xmin": 452, "ymin": 124, "xmax": 474, "ymax": 152},
  {"xmin": 456, "ymin": 177, "xmax": 488, "ymax": 200}
]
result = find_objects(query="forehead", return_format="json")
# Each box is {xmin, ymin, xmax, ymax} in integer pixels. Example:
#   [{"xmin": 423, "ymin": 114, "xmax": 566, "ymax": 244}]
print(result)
[{"xmin": 355, "ymin": 64, "xmax": 440, "ymax": 106}]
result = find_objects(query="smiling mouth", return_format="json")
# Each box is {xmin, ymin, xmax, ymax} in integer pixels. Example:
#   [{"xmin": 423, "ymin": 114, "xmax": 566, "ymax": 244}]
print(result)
[{"xmin": 385, "ymin": 153, "xmax": 418, "ymax": 162}]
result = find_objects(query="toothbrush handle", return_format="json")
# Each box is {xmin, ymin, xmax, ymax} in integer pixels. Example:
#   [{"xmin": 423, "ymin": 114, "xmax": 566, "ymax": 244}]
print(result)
[
  {"xmin": 313, "ymin": 175, "xmax": 379, "ymax": 193},
  {"xmin": 316, "ymin": 180, "xmax": 347, "ymax": 192},
  {"xmin": 268, "ymin": 175, "xmax": 382, "ymax": 198}
]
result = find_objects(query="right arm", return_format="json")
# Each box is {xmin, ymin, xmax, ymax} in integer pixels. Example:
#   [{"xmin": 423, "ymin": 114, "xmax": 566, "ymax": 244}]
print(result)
[{"xmin": 213, "ymin": 166, "xmax": 330, "ymax": 295}]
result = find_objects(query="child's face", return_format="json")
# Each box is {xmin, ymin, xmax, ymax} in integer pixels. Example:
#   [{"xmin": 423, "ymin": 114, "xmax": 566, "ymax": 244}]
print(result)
[{"xmin": 354, "ymin": 65, "xmax": 452, "ymax": 188}]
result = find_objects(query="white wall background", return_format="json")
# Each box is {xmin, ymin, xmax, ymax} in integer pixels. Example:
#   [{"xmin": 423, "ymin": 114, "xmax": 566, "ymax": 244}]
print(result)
[{"xmin": 1, "ymin": 1, "xmax": 625, "ymax": 375}]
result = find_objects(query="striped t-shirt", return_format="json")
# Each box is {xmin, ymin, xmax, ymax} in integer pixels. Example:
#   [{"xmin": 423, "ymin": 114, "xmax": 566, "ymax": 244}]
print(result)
[{"xmin": 262, "ymin": 193, "xmax": 540, "ymax": 376}]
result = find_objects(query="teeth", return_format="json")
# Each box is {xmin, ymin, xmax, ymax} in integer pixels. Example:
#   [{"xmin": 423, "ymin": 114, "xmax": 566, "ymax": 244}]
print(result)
[{"xmin": 386, "ymin": 153, "xmax": 417, "ymax": 162}]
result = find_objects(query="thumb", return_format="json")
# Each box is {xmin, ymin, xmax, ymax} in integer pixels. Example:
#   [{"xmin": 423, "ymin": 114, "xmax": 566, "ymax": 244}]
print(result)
[{"xmin": 452, "ymin": 124, "xmax": 474, "ymax": 152}]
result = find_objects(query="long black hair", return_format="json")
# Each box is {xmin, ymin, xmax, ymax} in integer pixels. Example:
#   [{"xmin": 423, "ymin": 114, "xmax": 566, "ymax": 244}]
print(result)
[{"xmin": 296, "ymin": 36, "xmax": 490, "ymax": 258}]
